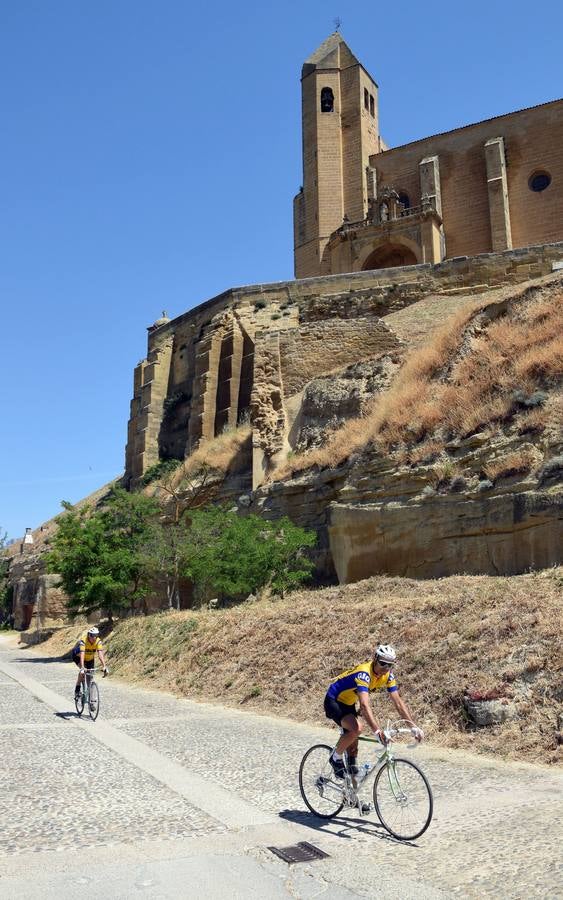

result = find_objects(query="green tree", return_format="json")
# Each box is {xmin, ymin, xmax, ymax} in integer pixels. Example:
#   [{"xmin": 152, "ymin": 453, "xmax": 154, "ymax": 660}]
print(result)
[
  {"xmin": 141, "ymin": 519, "xmax": 188, "ymax": 611},
  {"xmin": 46, "ymin": 488, "xmax": 159, "ymax": 624},
  {"xmin": 139, "ymin": 462, "xmax": 221, "ymax": 610},
  {"xmin": 182, "ymin": 507, "xmax": 316, "ymax": 602},
  {"xmin": 0, "ymin": 528, "xmax": 12, "ymax": 625}
]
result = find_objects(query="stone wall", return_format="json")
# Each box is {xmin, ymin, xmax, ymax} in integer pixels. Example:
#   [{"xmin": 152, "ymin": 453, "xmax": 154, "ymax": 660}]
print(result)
[
  {"xmin": 124, "ymin": 241, "xmax": 563, "ymax": 490},
  {"xmin": 8, "ymin": 549, "xmax": 67, "ymax": 631},
  {"xmin": 370, "ymin": 99, "xmax": 563, "ymax": 261},
  {"xmin": 247, "ymin": 432, "xmax": 563, "ymax": 583},
  {"xmin": 278, "ymin": 317, "xmax": 401, "ymax": 398}
]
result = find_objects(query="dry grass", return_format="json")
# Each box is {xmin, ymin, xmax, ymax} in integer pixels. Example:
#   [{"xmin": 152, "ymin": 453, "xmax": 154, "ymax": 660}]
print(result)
[
  {"xmin": 38, "ymin": 567, "xmax": 563, "ymax": 765},
  {"xmin": 483, "ymin": 447, "xmax": 539, "ymax": 482},
  {"xmin": 398, "ymin": 440, "xmax": 446, "ymax": 467},
  {"xmin": 516, "ymin": 407, "xmax": 547, "ymax": 436},
  {"xmin": 428, "ymin": 458, "xmax": 462, "ymax": 487},
  {"xmin": 275, "ymin": 414, "xmax": 371, "ymax": 480},
  {"xmin": 272, "ymin": 282, "xmax": 563, "ymax": 480},
  {"xmin": 152, "ymin": 425, "xmax": 252, "ymax": 492},
  {"xmin": 375, "ymin": 285, "xmax": 562, "ymax": 447},
  {"xmin": 180, "ymin": 424, "xmax": 251, "ymax": 479}
]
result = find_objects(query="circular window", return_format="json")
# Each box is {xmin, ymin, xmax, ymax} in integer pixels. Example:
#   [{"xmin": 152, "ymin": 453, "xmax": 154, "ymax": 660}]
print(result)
[{"xmin": 529, "ymin": 171, "xmax": 551, "ymax": 192}]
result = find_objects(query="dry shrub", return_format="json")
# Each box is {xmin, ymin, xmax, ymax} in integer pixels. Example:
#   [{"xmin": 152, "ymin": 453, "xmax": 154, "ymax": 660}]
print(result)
[
  {"xmin": 443, "ymin": 391, "xmax": 513, "ymax": 436},
  {"xmin": 428, "ymin": 458, "xmax": 461, "ymax": 487},
  {"xmin": 517, "ymin": 408, "xmax": 547, "ymax": 435},
  {"xmin": 167, "ymin": 425, "xmax": 252, "ymax": 487},
  {"xmin": 374, "ymin": 285, "xmax": 562, "ymax": 449},
  {"xmin": 483, "ymin": 447, "xmax": 538, "ymax": 482},
  {"xmin": 274, "ymin": 414, "xmax": 370, "ymax": 480},
  {"xmin": 514, "ymin": 333, "xmax": 563, "ymax": 381},
  {"xmin": 405, "ymin": 439, "xmax": 445, "ymax": 466}
]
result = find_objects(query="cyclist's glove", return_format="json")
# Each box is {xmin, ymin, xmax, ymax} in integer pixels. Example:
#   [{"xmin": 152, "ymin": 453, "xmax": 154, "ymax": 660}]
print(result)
[
  {"xmin": 102, "ymin": 667, "xmax": 109, "ymax": 677},
  {"xmin": 79, "ymin": 668, "xmax": 85, "ymax": 674},
  {"xmin": 411, "ymin": 726, "xmax": 424, "ymax": 742}
]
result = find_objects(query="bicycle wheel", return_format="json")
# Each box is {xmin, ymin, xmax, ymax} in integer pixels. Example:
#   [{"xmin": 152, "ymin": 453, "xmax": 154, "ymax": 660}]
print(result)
[
  {"xmin": 373, "ymin": 757, "xmax": 433, "ymax": 840},
  {"xmin": 88, "ymin": 681, "xmax": 100, "ymax": 721},
  {"xmin": 75, "ymin": 688, "xmax": 85, "ymax": 717},
  {"xmin": 299, "ymin": 744, "xmax": 344, "ymax": 819}
]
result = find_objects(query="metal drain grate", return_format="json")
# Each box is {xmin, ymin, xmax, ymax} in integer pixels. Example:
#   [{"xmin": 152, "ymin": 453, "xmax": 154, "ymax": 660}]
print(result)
[{"xmin": 267, "ymin": 841, "xmax": 330, "ymax": 865}]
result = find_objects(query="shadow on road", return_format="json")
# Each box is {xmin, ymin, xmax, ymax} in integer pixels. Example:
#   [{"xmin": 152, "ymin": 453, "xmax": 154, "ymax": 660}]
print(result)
[
  {"xmin": 54, "ymin": 711, "xmax": 83, "ymax": 721},
  {"xmin": 279, "ymin": 809, "xmax": 418, "ymax": 847},
  {"xmin": 12, "ymin": 655, "xmax": 71, "ymax": 664}
]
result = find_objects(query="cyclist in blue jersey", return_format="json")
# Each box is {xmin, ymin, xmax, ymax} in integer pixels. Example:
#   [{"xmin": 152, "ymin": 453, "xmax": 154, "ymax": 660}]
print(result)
[{"xmin": 324, "ymin": 644, "xmax": 423, "ymax": 778}]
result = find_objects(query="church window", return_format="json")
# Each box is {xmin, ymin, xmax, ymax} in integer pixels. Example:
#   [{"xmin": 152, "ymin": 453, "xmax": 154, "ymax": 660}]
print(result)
[
  {"xmin": 369, "ymin": 94, "xmax": 375, "ymax": 117},
  {"xmin": 364, "ymin": 88, "xmax": 369, "ymax": 110},
  {"xmin": 320, "ymin": 87, "xmax": 334, "ymax": 112},
  {"xmin": 528, "ymin": 170, "xmax": 551, "ymax": 192},
  {"xmin": 398, "ymin": 191, "xmax": 410, "ymax": 210}
]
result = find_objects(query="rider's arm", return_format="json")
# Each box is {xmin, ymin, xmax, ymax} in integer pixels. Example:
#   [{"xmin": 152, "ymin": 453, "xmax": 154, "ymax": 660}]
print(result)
[
  {"xmin": 79, "ymin": 647, "xmax": 85, "ymax": 669},
  {"xmin": 390, "ymin": 690, "xmax": 423, "ymax": 740},
  {"xmin": 357, "ymin": 691, "xmax": 384, "ymax": 738},
  {"xmin": 98, "ymin": 649, "xmax": 108, "ymax": 670}
]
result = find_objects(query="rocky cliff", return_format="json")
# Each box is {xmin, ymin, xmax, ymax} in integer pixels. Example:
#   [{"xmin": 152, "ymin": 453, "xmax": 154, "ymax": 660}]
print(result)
[{"xmin": 242, "ymin": 272, "xmax": 563, "ymax": 580}]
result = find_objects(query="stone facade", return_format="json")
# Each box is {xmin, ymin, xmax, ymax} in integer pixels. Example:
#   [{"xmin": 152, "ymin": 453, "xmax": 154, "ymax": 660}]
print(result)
[
  {"xmin": 293, "ymin": 33, "xmax": 563, "ymax": 279},
  {"xmin": 8, "ymin": 548, "xmax": 67, "ymax": 631}
]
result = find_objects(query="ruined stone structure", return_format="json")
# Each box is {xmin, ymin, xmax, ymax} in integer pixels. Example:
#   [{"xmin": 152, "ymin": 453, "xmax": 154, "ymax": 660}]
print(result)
[
  {"xmin": 293, "ymin": 33, "xmax": 563, "ymax": 278},
  {"xmin": 7, "ymin": 541, "xmax": 67, "ymax": 632}
]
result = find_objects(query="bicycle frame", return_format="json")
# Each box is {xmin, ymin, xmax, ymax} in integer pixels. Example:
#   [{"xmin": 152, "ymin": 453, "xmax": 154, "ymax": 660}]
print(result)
[
  {"xmin": 83, "ymin": 669, "xmax": 95, "ymax": 701},
  {"xmin": 331, "ymin": 728, "xmax": 414, "ymax": 816},
  {"xmin": 78, "ymin": 666, "xmax": 104, "ymax": 702}
]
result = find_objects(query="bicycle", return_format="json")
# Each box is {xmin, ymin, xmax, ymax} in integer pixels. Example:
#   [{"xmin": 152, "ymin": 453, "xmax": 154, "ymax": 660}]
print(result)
[
  {"xmin": 298, "ymin": 720, "xmax": 433, "ymax": 841},
  {"xmin": 74, "ymin": 666, "xmax": 107, "ymax": 721}
]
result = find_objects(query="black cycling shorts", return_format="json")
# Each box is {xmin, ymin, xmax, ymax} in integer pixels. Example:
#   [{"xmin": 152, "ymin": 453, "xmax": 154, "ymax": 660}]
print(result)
[
  {"xmin": 324, "ymin": 694, "xmax": 358, "ymax": 727},
  {"xmin": 72, "ymin": 653, "xmax": 94, "ymax": 670}
]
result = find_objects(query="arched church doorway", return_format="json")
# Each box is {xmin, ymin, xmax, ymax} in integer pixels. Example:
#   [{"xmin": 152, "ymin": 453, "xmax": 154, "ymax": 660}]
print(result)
[{"xmin": 362, "ymin": 243, "xmax": 418, "ymax": 271}]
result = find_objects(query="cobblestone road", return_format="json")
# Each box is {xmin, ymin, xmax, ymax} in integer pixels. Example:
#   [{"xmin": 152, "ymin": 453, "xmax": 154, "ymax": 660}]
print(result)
[{"xmin": 0, "ymin": 638, "xmax": 561, "ymax": 899}]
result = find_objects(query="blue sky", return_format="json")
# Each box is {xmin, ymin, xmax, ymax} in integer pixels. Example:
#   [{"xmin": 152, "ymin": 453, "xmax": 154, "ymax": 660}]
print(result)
[{"xmin": 2, "ymin": 0, "xmax": 562, "ymax": 539}]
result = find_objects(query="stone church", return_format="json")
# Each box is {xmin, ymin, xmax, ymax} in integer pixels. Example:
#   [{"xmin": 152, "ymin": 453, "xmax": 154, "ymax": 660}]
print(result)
[{"xmin": 293, "ymin": 32, "xmax": 563, "ymax": 278}]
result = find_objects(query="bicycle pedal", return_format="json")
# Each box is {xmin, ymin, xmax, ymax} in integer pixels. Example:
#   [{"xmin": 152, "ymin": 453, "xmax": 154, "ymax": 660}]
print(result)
[{"xmin": 359, "ymin": 803, "xmax": 371, "ymax": 814}]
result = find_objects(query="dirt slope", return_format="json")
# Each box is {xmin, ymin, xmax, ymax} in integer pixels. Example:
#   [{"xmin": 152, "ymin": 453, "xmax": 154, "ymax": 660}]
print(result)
[{"xmin": 39, "ymin": 567, "xmax": 563, "ymax": 765}]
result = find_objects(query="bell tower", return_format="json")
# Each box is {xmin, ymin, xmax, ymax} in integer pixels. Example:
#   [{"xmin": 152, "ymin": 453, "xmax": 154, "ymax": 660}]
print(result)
[{"xmin": 293, "ymin": 33, "xmax": 381, "ymax": 278}]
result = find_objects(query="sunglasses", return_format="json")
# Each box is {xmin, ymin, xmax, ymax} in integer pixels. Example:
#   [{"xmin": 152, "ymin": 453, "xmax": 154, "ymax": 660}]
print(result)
[{"xmin": 375, "ymin": 660, "xmax": 392, "ymax": 669}]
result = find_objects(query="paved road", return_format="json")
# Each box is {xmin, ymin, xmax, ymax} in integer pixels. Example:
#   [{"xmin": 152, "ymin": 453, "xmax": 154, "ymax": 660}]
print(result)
[{"xmin": 0, "ymin": 636, "xmax": 561, "ymax": 899}]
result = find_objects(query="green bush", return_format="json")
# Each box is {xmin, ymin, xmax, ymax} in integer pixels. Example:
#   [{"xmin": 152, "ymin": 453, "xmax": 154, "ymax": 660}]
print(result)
[
  {"xmin": 140, "ymin": 458, "xmax": 182, "ymax": 486},
  {"xmin": 182, "ymin": 507, "xmax": 316, "ymax": 601},
  {"xmin": 46, "ymin": 488, "xmax": 160, "ymax": 623}
]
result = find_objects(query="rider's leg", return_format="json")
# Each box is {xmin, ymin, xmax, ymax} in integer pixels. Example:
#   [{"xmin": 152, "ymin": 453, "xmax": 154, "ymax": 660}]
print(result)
[
  {"xmin": 73, "ymin": 656, "xmax": 84, "ymax": 692},
  {"xmin": 335, "ymin": 714, "xmax": 363, "ymax": 755}
]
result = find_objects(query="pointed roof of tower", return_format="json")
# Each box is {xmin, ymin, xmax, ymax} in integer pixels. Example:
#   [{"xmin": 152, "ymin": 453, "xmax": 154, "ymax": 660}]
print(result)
[{"xmin": 302, "ymin": 32, "xmax": 365, "ymax": 78}]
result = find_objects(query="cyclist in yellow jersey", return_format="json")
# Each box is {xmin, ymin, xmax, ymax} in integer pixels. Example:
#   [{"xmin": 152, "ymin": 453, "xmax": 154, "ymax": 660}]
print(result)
[
  {"xmin": 72, "ymin": 627, "xmax": 109, "ymax": 700},
  {"xmin": 324, "ymin": 644, "xmax": 423, "ymax": 777}
]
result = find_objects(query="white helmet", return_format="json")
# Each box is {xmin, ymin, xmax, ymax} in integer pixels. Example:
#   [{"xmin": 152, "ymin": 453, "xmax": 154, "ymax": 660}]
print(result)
[
  {"xmin": 374, "ymin": 644, "xmax": 396, "ymax": 665},
  {"xmin": 87, "ymin": 626, "xmax": 100, "ymax": 636}
]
